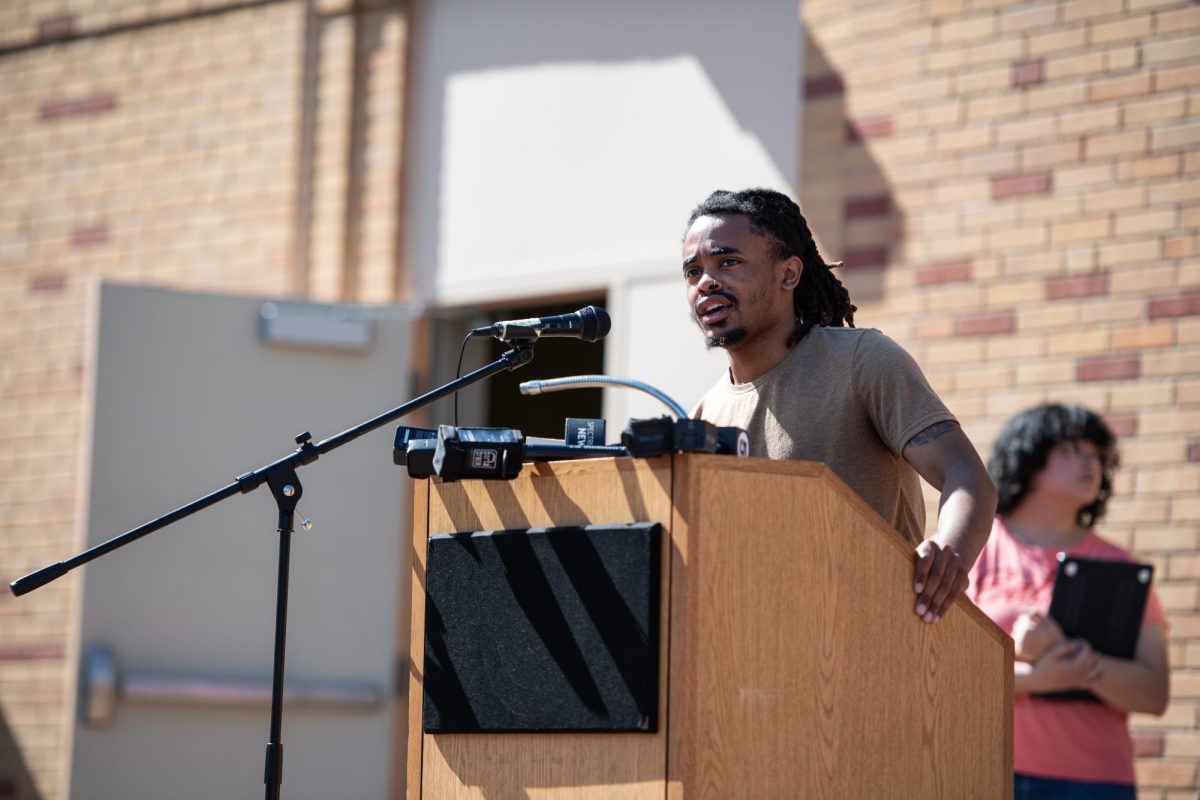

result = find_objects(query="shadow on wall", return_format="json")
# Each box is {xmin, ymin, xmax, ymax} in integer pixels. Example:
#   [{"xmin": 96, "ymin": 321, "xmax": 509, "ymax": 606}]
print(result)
[
  {"xmin": 0, "ymin": 706, "xmax": 41, "ymax": 800},
  {"xmin": 800, "ymin": 30, "xmax": 904, "ymax": 306}
]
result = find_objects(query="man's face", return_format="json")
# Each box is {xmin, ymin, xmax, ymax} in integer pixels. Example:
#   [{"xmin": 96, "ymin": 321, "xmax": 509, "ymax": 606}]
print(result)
[{"xmin": 682, "ymin": 213, "xmax": 798, "ymax": 351}]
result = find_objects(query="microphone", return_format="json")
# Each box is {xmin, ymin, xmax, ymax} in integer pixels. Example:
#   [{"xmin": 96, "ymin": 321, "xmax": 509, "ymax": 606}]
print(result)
[{"xmin": 470, "ymin": 306, "xmax": 611, "ymax": 342}]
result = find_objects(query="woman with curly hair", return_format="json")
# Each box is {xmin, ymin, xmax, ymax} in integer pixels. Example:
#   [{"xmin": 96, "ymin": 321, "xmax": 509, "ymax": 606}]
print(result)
[{"xmin": 967, "ymin": 403, "xmax": 1169, "ymax": 799}]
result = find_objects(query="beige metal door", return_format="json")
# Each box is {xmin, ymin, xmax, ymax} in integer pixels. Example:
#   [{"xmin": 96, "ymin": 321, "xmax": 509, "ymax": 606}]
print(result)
[{"xmin": 69, "ymin": 283, "xmax": 413, "ymax": 799}]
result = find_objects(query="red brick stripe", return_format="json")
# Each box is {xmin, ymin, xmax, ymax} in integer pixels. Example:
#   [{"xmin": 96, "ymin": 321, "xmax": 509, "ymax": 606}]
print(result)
[
  {"xmin": 918, "ymin": 259, "xmax": 972, "ymax": 286},
  {"xmin": 1077, "ymin": 355, "xmax": 1140, "ymax": 382},
  {"xmin": 72, "ymin": 225, "xmax": 108, "ymax": 246},
  {"xmin": 804, "ymin": 73, "xmax": 845, "ymax": 100},
  {"xmin": 29, "ymin": 274, "xmax": 67, "ymax": 292},
  {"xmin": 0, "ymin": 644, "xmax": 64, "ymax": 661},
  {"xmin": 1012, "ymin": 59, "xmax": 1045, "ymax": 88},
  {"xmin": 1047, "ymin": 272, "xmax": 1109, "ymax": 300},
  {"xmin": 992, "ymin": 171, "xmax": 1052, "ymax": 199},
  {"xmin": 842, "ymin": 247, "xmax": 889, "ymax": 270},
  {"xmin": 957, "ymin": 310, "xmax": 1015, "ymax": 337},
  {"xmin": 846, "ymin": 116, "xmax": 894, "ymax": 142},
  {"xmin": 1104, "ymin": 413, "xmax": 1138, "ymax": 438},
  {"xmin": 1148, "ymin": 290, "xmax": 1200, "ymax": 320},
  {"xmin": 40, "ymin": 93, "xmax": 117, "ymax": 121},
  {"xmin": 38, "ymin": 14, "xmax": 75, "ymax": 40},
  {"xmin": 844, "ymin": 195, "xmax": 892, "ymax": 219}
]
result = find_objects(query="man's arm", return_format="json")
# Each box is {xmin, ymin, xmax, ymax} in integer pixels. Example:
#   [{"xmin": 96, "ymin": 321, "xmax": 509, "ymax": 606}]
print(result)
[{"xmin": 901, "ymin": 420, "xmax": 997, "ymax": 623}]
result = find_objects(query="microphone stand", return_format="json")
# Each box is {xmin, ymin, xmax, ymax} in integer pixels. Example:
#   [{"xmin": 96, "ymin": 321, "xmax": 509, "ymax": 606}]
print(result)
[{"xmin": 10, "ymin": 341, "xmax": 537, "ymax": 800}]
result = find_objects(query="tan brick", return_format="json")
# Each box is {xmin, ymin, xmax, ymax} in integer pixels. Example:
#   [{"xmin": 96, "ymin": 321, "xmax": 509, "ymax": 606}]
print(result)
[
  {"xmin": 1018, "ymin": 359, "xmax": 1077, "ymax": 386},
  {"xmin": 1112, "ymin": 322, "xmax": 1177, "ymax": 350},
  {"xmin": 925, "ymin": 339, "xmax": 985, "ymax": 365},
  {"xmin": 1139, "ymin": 465, "xmax": 1200, "ymax": 496},
  {"xmin": 1047, "ymin": 328, "xmax": 1111, "ymax": 356},
  {"xmin": 1166, "ymin": 236, "xmax": 1197, "ymax": 260},
  {"xmin": 966, "ymin": 93, "xmax": 1024, "ymax": 122},
  {"xmin": 1028, "ymin": 27, "xmax": 1088, "ymax": 57},
  {"xmin": 1137, "ymin": 758, "xmax": 1195, "ymax": 786},
  {"xmin": 1144, "ymin": 34, "xmax": 1200, "ymax": 67},
  {"xmin": 1135, "ymin": 523, "xmax": 1199, "ymax": 552},
  {"xmin": 1064, "ymin": 0, "xmax": 1125, "ymax": 22},
  {"xmin": 1086, "ymin": 129, "xmax": 1149, "ymax": 160},
  {"xmin": 1155, "ymin": 63, "xmax": 1200, "ymax": 93},
  {"xmin": 1107, "ymin": 495, "xmax": 1170, "ymax": 524},
  {"xmin": 1123, "ymin": 95, "xmax": 1188, "ymax": 126},
  {"xmin": 1079, "ymin": 297, "xmax": 1145, "ymax": 324},
  {"xmin": 1143, "ymin": 410, "xmax": 1200, "ymax": 436},
  {"xmin": 938, "ymin": 14, "xmax": 996, "ymax": 44},
  {"xmin": 1059, "ymin": 104, "xmax": 1121, "ymax": 136},
  {"xmin": 1144, "ymin": 350, "xmax": 1200, "ymax": 377},
  {"xmin": 1166, "ymin": 730, "xmax": 1200, "ymax": 758},
  {"xmin": 985, "ymin": 334, "xmax": 1045, "ymax": 360},
  {"xmin": 1112, "ymin": 265, "xmax": 1179, "ymax": 293},
  {"xmin": 1180, "ymin": 378, "xmax": 1200, "ymax": 404},
  {"xmin": 1106, "ymin": 44, "xmax": 1142, "ymax": 72},
  {"xmin": 1156, "ymin": 6, "xmax": 1200, "ymax": 35},
  {"xmin": 1056, "ymin": 162, "xmax": 1114, "ymax": 189},
  {"xmin": 1046, "ymin": 50, "xmax": 1107, "ymax": 81},
  {"xmin": 1175, "ymin": 497, "xmax": 1200, "ymax": 523},
  {"xmin": 955, "ymin": 66, "xmax": 1013, "ymax": 93},
  {"xmin": 1091, "ymin": 13, "xmax": 1154, "ymax": 44},
  {"xmin": 1051, "ymin": 216, "xmax": 1113, "ymax": 245},
  {"xmin": 956, "ymin": 364, "xmax": 1014, "ymax": 390},
  {"xmin": 985, "ymin": 222, "xmax": 1049, "ymax": 250},
  {"xmin": 936, "ymin": 125, "xmax": 994, "ymax": 153},
  {"xmin": 1123, "ymin": 439, "xmax": 1189, "ymax": 467},
  {"xmin": 1152, "ymin": 121, "xmax": 1200, "ymax": 153},
  {"xmin": 999, "ymin": 3, "xmax": 1057, "ymax": 33},
  {"xmin": 1115, "ymin": 208, "xmax": 1179, "ymax": 237},
  {"xmin": 1022, "ymin": 140, "xmax": 1083, "ymax": 170},
  {"xmin": 1056, "ymin": 244, "xmax": 1088, "ymax": 275},
  {"xmin": 1084, "ymin": 186, "xmax": 1148, "ymax": 213},
  {"xmin": 1150, "ymin": 179, "xmax": 1200, "ymax": 205},
  {"xmin": 1090, "ymin": 72, "xmax": 1154, "ymax": 103},
  {"xmin": 987, "ymin": 279, "xmax": 1046, "ymax": 306},
  {"xmin": 1117, "ymin": 154, "xmax": 1182, "ymax": 181}
]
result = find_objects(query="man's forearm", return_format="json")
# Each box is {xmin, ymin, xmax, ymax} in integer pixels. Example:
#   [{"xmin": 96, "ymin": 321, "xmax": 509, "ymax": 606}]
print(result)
[{"xmin": 932, "ymin": 473, "xmax": 996, "ymax": 571}]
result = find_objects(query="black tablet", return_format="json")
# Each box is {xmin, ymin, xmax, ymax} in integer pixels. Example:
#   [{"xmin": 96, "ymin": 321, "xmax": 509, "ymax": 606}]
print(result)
[{"xmin": 1039, "ymin": 554, "xmax": 1153, "ymax": 702}]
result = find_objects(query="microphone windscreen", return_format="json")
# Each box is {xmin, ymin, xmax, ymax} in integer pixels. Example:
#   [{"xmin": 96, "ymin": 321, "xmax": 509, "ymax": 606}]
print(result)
[{"xmin": 581, "ymin": 306, "xmax": 611, "ymax": 342}]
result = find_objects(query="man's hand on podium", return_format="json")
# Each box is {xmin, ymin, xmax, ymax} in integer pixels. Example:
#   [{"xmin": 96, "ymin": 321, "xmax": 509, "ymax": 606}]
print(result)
[{"xmin": 912, "ymin": 539, "xmax": 968, "ymax": 624}]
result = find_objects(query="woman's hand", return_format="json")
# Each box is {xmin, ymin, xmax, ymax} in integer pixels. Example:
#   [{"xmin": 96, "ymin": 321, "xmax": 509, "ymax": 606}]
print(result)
[
  {"xmin": 1012, "ymin": 610, "xmax": 1064, "ymax": 663},
  {"xmin": 1018, "ymin": 639, "xmax": 1102, "ymax": 694}
]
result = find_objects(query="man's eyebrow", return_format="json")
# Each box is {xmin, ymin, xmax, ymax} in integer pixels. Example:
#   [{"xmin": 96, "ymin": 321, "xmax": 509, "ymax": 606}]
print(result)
[{"xmin": 682, "ymin": 245, "xmax": 741, "ymax": 268}]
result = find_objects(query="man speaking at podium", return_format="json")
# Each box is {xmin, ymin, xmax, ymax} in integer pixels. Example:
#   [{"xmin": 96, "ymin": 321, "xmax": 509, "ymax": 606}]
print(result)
[{"xmin": 685, "ymin": 188, "xmax": 996, "ymax": 625}]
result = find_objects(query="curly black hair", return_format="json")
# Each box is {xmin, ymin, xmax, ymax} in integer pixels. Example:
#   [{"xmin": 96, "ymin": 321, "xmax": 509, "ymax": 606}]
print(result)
[
  {"xmin": 685, "ymin": 188, "xmax": 856, "ymax": 346},
  {"xmin": 988, "ymin": 403, "xmax": 1119, "ymax": 528}
]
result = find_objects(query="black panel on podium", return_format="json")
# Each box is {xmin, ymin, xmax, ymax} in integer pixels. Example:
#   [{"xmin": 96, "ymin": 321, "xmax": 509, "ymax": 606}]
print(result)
[{"xmin": 423, "ymin": 522, "xmax": 661, "ymax": 733}]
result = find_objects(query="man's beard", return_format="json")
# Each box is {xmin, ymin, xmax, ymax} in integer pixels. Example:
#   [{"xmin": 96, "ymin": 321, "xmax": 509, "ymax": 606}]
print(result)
[{"xmin": 704, "ymin": 326, "xmax": 747, "ymax": 350}]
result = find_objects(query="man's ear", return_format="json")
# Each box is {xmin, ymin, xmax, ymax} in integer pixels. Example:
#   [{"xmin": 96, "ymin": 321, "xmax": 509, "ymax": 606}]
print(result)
[{"xmin": 781, "ymin": 256, "xmax": 803, "ymax": 289}]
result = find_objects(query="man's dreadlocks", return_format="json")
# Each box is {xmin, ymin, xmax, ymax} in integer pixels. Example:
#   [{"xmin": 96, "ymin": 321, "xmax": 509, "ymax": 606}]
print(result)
[{"xmin": 685, "ymin": 188, "xmax": 856, "ymax": 346}]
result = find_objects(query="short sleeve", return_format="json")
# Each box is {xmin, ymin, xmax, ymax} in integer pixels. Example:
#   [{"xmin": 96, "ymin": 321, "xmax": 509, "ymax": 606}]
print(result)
[{"xmin": 850, "ymin": 329, "xmax": 957, "ymax": 457}]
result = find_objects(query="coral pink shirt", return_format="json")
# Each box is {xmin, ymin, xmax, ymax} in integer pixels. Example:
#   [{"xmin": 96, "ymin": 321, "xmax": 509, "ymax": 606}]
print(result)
[{"xmin": 967, "ymin": 517, "xmax": 1166, "ymax": 785}]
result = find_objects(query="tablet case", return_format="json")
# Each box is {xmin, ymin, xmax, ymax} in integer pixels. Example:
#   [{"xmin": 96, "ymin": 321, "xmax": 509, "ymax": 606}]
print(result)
[{"xmin": 1041, "ymin": 554, "xmax": 1153, "ymax": 702}]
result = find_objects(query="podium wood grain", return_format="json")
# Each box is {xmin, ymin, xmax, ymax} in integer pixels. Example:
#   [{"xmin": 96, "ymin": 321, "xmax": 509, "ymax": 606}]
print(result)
[{"xmin": 406, "ymin": 455, "xmax": 1012, "ymax": 799}]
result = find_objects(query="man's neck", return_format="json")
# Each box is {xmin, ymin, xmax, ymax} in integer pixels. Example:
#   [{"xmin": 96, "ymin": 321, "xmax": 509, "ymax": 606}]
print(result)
[{"xmin": 726, "ymin": 331, "xmax": 796, "ymax": 385}]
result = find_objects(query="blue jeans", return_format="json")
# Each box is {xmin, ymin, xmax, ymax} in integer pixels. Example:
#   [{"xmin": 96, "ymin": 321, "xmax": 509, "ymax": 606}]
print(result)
[{"xmin": 1014, "ymin": 773, "xmax": 1136, "ymax": 800}]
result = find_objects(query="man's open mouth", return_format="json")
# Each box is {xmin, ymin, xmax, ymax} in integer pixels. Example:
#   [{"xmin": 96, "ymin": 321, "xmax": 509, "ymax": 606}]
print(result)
[{"xmin": 696, "ymin": 295, "xmax": 736, "ymax": 325}]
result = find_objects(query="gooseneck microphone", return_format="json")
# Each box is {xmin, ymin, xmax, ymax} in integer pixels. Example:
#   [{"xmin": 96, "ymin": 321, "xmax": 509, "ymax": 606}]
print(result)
[{"xmin": 470, "ymin": 306, "xmax": 611, "ymax": 342}]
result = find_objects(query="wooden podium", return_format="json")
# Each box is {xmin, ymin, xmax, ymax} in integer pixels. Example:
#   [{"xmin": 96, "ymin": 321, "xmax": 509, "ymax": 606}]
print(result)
[{"xmin": 405, "ymin": 455, "xmax": 1012, "ymax": 799}]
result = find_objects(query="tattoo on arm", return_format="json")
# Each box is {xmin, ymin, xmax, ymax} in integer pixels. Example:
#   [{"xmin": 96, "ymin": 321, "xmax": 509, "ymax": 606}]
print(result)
[{"xmin": 908, "ymin": 420, "xmax": 959, "ymax": 447}]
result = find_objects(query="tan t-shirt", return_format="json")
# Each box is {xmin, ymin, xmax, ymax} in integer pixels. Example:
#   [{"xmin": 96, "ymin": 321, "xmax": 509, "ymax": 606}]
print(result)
[{"xmin": 691, "ymin": 326, "xmax": 956, "ymax": 545}]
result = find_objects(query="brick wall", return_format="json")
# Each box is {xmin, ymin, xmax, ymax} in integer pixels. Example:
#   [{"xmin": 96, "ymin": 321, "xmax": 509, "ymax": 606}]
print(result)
[
  {"xmin": 802, "ymin": 0, "xmax": 1199, "ymax": 796},
  {"xmin": 0, "ymin": 1, "xmax": 406, "ymax": 796}
]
